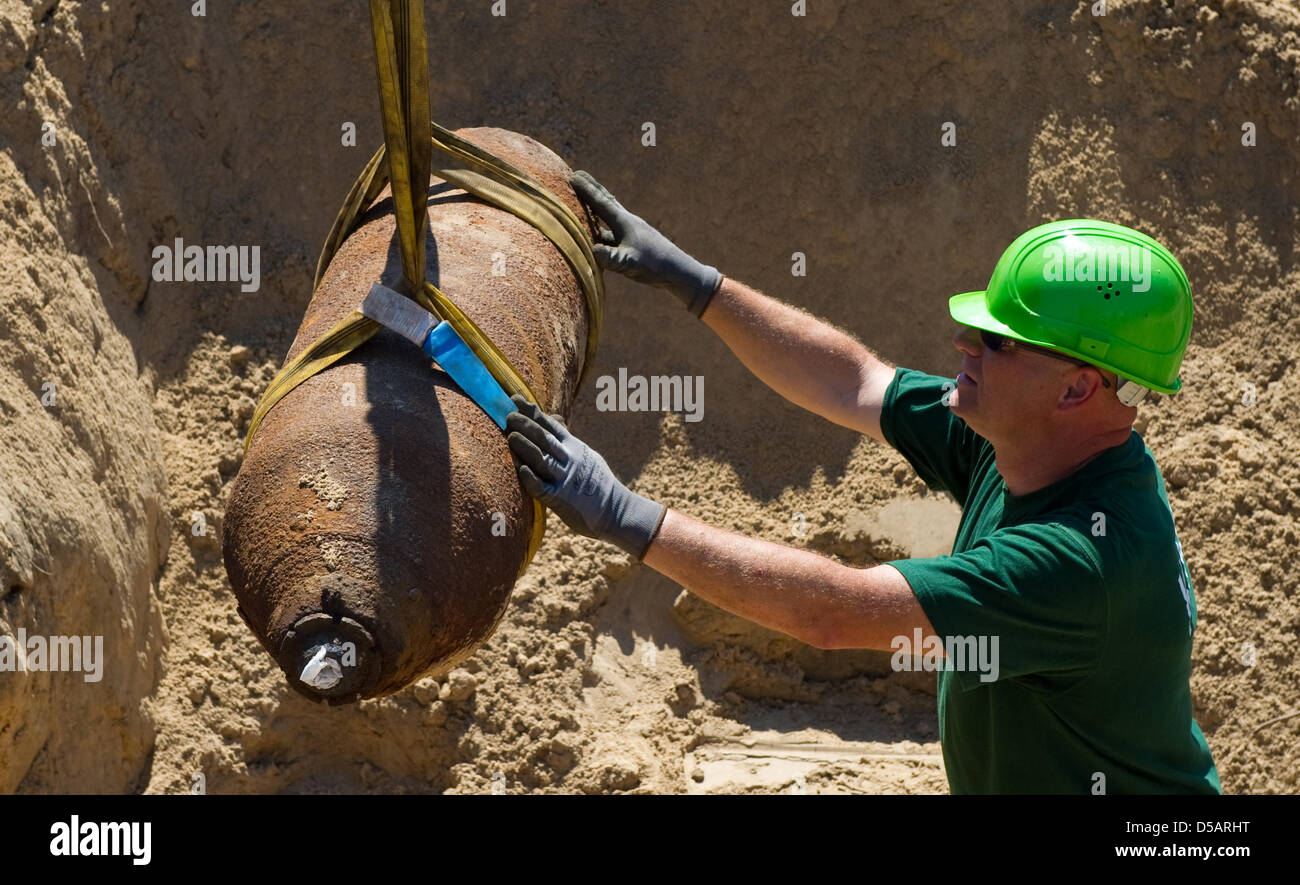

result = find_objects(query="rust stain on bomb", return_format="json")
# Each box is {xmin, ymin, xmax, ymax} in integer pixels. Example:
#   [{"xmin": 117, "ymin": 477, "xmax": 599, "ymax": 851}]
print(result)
[{"xmin": 222, "ymin": 127, "xmax": 599, "ymax": 704}]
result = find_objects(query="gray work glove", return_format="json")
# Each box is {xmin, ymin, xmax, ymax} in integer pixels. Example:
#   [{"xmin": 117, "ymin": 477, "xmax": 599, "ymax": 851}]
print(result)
[
  {"xmin": 570, "ymin": 170, "xmax": 723, "ymax": 318},
  {"xmin": 506, "ymin": 394, "xmax": 667, "ymax": 559}
]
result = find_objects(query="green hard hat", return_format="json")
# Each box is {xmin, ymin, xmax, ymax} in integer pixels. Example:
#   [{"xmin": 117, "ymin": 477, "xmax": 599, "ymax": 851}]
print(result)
[{"xmin": 949, "ymin": 219, "xmax": 1193, "ymax": 398}]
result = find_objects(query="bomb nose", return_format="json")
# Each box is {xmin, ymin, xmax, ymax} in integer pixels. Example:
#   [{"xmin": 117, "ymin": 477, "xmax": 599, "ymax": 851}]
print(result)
[
  {"xmin": 278, "ymin": 613, "xmax": 380, "ymax": 704},
  {"xmin": 300, "ymin": 642, "xmax": 345, "ymax": 691}
]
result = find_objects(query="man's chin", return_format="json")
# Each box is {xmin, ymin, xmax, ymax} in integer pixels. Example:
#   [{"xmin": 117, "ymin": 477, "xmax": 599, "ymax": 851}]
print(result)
[{"xmin": 947, "ymin": 390, "xmax": 978, "ymax": 428}]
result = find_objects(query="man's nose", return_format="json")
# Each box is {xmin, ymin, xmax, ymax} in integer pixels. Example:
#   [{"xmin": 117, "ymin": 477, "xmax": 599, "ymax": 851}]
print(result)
[{"xmin": 953, "ymin": 325, "xmax": 981, "ymax": 357}]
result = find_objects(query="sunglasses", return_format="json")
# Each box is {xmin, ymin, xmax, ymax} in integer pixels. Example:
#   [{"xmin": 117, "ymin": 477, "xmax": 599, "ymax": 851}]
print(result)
[{"xmin": 979, "ymin": 329, "xmax": 1112, "ymax": 389}]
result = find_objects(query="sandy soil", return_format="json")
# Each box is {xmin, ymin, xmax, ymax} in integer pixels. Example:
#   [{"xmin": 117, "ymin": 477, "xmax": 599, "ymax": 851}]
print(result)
[{"xmin": 1, "ymin": 0, "xmax": 1296, "ymax": 793}]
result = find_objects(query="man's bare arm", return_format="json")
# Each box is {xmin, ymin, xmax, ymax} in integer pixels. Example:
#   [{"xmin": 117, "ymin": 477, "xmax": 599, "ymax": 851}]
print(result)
[
  {"xmin": 641, "ymin": 508, "xmax": 937, "ymax": 651},
  {"xmin": 701, "ymin": 276, "xmax": 896, "ymax": 444}
]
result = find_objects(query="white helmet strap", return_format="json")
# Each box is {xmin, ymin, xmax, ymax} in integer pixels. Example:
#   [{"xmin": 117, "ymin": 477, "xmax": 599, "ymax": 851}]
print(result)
[{"xmin": 1116, "ymin": 379, "xmax": 1149, "ymax": 407}]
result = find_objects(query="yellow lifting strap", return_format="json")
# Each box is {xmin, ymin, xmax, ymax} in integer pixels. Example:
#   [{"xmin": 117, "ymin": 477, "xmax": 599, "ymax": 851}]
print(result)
[{"xmin": 242, "ymin": 0, "xmax": 604, "ymax": 577}]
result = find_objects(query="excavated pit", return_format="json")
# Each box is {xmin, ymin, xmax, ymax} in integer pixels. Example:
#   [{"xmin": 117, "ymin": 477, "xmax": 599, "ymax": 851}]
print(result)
[{"xmin": 1, "ymin": 0, "xmax": 1297, "ymax": 793}]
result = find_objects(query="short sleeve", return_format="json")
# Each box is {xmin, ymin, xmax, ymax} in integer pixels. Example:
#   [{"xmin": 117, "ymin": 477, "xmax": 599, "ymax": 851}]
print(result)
[
  {"xmin": 888, "ymin": 521, "xmax": 1107, "ymax": 693},
  {"xmin": 879, "ymin": 367, "xmax": 981, "ymax": 505}
]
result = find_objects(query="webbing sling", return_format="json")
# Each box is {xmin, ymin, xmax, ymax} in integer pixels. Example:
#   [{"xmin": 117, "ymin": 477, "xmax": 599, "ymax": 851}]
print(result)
[{"xmin": 243, "ymin": 0, "xmax": 604, "ymax": 576}]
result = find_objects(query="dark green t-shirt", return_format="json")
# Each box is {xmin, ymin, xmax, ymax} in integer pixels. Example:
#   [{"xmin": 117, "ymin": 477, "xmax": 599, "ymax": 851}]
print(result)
[{"xmin": 881, "ymin": 367, "xmax": 1221, "ymax": 795}]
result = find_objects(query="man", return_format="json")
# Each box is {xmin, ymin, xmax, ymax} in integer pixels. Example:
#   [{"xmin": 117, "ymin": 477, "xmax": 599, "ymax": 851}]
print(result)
[{"xmin": 505, "ymin": 170, "xmax": 1221, "ymax": 795}]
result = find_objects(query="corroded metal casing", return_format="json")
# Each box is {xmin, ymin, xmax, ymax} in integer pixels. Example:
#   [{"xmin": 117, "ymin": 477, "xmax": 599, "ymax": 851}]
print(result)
[{"xmin": 223, "ymin": 128, "xmax": 596, "ymax": 704}]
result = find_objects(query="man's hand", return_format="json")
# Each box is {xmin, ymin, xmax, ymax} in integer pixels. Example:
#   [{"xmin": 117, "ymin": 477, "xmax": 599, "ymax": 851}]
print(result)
[
  {"xmin": 570, "ymin": 170, "xmax": 723, "ymax": 317},
  {"xmin": 506, "ymin": 394, "xmax": 667, "ymax": 559}
]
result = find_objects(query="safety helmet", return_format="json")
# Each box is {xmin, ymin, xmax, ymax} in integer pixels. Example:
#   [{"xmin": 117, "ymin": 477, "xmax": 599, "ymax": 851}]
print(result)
[{"xmin": 949, "ymin": 219, "xmax": 1194, "ymax": 406}]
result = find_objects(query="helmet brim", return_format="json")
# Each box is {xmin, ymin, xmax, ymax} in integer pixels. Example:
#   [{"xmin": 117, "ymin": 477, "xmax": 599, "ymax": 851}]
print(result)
[
  {"xmin": 947, "ymin": 290, "xmax": 1182, "ymax": 395},
  {"xmin": 948, "ymin": 290, "xmax": 1019, "ymax": 336}
]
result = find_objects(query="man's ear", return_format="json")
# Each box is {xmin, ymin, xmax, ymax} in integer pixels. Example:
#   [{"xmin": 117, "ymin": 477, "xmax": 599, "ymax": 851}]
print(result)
[{"xmin": 1059, "ymin": 368, "xmax": 1104, "ymax": 411}]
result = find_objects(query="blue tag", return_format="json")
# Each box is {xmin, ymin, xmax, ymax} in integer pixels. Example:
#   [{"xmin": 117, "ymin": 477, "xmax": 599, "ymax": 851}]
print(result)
[{"xmin": 421, "ymin": 321, "xmax": 517, "ymax": 430}]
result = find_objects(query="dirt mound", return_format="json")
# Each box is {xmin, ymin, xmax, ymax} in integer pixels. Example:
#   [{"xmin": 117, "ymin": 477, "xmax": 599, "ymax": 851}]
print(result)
[
  {"xmin": 0, "ymin": 0, "xmax": 167, "ymax": 791},
  {"xmin": 0, "ymin": 0, "xmax": 1295, "ymax": 793}
]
